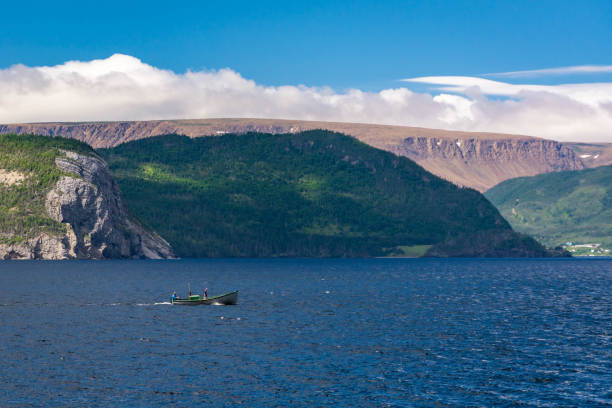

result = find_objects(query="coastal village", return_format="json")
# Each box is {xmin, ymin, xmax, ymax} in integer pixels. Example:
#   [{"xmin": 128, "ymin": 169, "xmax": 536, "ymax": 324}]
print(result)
[{"xmin": 563, "ymin": 243, "xmax": 611, "ymax": 256}]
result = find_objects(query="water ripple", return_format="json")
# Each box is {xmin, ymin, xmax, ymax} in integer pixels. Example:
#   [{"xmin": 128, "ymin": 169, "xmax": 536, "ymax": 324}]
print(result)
[{"xmin": 0, "ymin": 258, "xmax": 610, "ymax": 407}]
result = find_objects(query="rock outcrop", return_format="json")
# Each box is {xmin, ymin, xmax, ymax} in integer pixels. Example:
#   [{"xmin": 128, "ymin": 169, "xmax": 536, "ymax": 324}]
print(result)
[
  {"xmin": 0, "ymin": 118, "xmax": 594, "ymax": 191},
  {"xmin": 0, "ymin": 151, "xmax": 175, "ymax": 260}
]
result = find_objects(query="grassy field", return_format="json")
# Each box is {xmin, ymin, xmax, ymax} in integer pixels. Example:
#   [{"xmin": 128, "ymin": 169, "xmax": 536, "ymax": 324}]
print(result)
[{"xmin": 384, "ymin": 245, "xmax": 433, "ymax": 257}]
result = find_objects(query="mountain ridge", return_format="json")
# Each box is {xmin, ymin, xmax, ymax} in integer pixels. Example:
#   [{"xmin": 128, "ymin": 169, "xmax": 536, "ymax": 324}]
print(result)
[{"xmin": 0, "ymin": 118, "xmax": 594, "ymax": 191}]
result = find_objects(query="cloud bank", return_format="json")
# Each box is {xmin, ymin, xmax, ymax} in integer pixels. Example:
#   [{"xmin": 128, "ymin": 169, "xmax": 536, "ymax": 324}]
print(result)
[
  {"xmin": 486, "ymin": 65, "xmax": 612, "ymax": 78},
  {"xmin": 1, "ymin": 54, "xmax": 611, "ymax": 142}
]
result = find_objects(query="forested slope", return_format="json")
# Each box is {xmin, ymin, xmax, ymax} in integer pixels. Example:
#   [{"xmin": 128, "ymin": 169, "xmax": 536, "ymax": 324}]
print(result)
[
  {"xmin": 100, "ymin": 130, "xmax": 552, "ymax": 257},
  {"xmin": 486, "ymin": 165, "xmax": 612, "ymax": 249}
]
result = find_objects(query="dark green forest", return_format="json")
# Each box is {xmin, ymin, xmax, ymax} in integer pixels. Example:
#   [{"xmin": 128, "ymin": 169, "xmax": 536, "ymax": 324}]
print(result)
[{"xmin": 100, "ymin": 130, "xmax": 547, "ymax": 257}]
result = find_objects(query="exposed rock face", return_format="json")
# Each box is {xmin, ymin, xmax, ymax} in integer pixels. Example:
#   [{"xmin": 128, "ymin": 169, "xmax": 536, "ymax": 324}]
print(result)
[
  {"xmin": 0, "ymin": 151, "xmax": 175, "ymax": 260},
  {"xmin": 0, "ymin": 119, "xmax": 592, "ymax": 191},
  {"xmin": 0, "ymin": 169, "xmax": 25, "ymax": 186},
  {"xmin": 384, "ymin": 137, "xmax": 585, "ymax": 191},
  {"xmin": 0, "ymin": 234, "xmax": 73, "ymax": 260}
]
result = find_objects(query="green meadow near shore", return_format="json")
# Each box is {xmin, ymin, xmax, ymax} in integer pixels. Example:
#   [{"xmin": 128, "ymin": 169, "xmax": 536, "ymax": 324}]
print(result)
[
  {"xmin": 99, "ymin": 130, "xmax": 553, "ymax": 258},
  {"xmin": 486, "ymin": 165, "xmax": 612, "ymax": 251},
  {"xmin": 0, "ymin": 134, "xmax": 97, "ymax": 245}
]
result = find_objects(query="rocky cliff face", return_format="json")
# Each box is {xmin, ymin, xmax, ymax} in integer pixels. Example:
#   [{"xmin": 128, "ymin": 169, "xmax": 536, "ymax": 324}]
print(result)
[
  {"xmin": 0, "ymin": 119, "xmax": 591, "ymax": 191},
  {"xmin": 384, "ymin": 137, "xmax": 585, "ymax": 191},
  {"xmin": 0, "ymin": 151, "xmax": 175, "ymax": 260}
]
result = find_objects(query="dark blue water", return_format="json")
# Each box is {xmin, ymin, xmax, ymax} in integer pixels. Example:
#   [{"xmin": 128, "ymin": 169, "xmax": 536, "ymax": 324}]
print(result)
[{"xmin": 0, "ymin": 259, "xmax": 610, "ymax": 407}]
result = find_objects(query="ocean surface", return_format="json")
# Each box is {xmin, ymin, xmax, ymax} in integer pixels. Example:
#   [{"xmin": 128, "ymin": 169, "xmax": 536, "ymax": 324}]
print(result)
[{"xmin": 0, "ymin": 258, "xmax": 610, "ymax": 407}]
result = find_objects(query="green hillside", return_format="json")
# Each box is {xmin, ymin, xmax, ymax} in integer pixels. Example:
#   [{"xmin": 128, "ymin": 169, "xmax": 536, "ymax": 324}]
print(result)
[
  {"xmin": 100, "ymin": 130, "xmax": 550, "ymax": 258},
  {"xmin": 485, "ymin": 165, "xmax": 612, "ymax": 250},
  {"xmin": 0, "ymin": 134, "xmax": 97, "ymax": 244}
]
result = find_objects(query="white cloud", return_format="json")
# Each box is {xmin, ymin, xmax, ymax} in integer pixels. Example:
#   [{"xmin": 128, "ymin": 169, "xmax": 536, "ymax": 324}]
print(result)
[
  {"xmin": 486, "ymin": 65, "xmax": 612, "ymax": 78},
  {"xmin": 0, "ymin": 54, "xmax": 611, "ymax": 142},
  {"xmin": 403, "ymin": 76, "xmax": 612, "ymax": 141}
]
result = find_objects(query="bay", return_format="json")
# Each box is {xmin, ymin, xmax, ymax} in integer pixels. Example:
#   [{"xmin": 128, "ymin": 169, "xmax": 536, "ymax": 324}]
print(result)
[{"xmin": 0, "ymin": 259, "xmax": 610, "ymax": 407}]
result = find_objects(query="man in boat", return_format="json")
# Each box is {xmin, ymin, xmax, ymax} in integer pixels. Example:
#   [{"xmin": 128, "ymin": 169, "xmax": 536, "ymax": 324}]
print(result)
[
  {"xmin": 204, "ymin": 288, "xmax": 208, "ymax": 299},
  {"xmin": 172, "ymin": 291, "xmax": 177, "ymax": 301}
]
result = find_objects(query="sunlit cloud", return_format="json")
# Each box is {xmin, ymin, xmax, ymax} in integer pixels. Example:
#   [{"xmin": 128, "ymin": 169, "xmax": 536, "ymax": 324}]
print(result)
[
  {"xmin": 1, "ymin": 54, "xmax": 611, "ymax": 142},
  {"xmin": 404, "ymin": 75, "xmax": 612, "ymax": 142}
]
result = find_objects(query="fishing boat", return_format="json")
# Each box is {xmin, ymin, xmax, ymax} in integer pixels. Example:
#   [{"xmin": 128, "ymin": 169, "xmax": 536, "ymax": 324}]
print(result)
[{"xmin": 171, "ymin": 290, "xmax": 239, "ymax": 306}]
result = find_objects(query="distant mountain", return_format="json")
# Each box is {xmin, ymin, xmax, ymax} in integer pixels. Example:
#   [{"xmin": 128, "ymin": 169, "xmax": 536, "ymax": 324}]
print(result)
[
  {"xmin": 0, "ymin": 134, "xmax": 174, "ymax": 259},
  {"xmin": 0, "ymin": 119, "xmax": 586, "ymax": 191},
  {"xmin": 564, "ymin": 142, "xmax": 612, "ymax": 168},
  {"xmin": 99, "ymin": 130, "xmax": 556, "ymax": 258},
  {"xmin": 485, "ymin": 165, "xmax": 612, "ymax": 249}
]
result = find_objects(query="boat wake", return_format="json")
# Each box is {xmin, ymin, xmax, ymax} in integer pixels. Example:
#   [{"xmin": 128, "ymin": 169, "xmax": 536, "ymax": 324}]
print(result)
[{"xmin": 135, "ymin": 302, "xmax": 172, "ymax": 306}]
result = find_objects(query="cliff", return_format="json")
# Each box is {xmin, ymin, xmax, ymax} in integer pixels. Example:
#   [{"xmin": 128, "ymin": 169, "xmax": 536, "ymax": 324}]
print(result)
[
  {"xmin": 385, "ymin": 137, "xmax": 585, "ymax": 191},
  {"xmin": 0, "ymin": 119, "xmax": 589, "ymax": 191},
  {"xmin": 0, "ymin": 134, "xmax": 175, "ymax": 260}
]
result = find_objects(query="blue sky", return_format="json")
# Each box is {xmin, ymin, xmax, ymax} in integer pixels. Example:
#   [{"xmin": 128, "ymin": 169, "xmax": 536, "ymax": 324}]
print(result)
[
  {"xmin": 1, "ymin": 1, "xmax": 611, "ymax": 141},
  {"xmin": 1, "ymin": 0, "xmax": 611, "ymax": 89}
]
